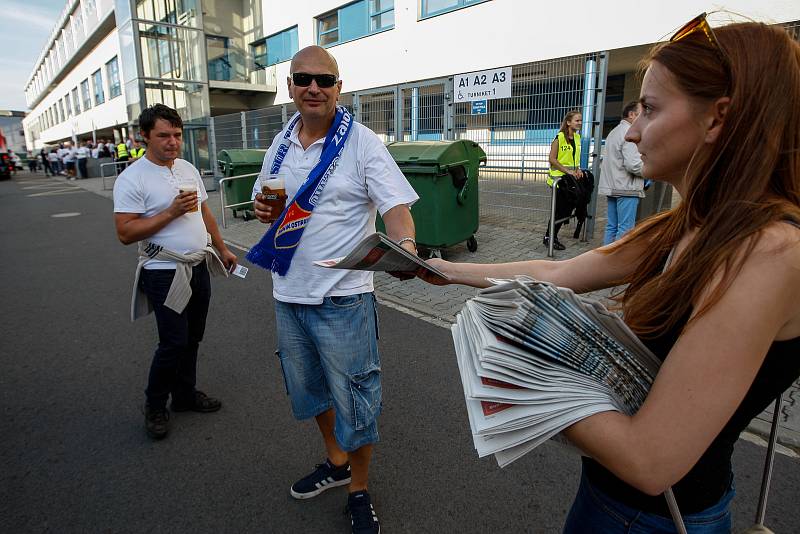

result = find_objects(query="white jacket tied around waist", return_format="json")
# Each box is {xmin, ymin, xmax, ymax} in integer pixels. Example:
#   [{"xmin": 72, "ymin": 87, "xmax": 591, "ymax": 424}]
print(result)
[
  {"xmin": 130, "ymin": 234, "xmax": 228, "ymax": 321},
  {"xmin": 599, "ymin": 120, "xmax": 645, "ymax": 198}
]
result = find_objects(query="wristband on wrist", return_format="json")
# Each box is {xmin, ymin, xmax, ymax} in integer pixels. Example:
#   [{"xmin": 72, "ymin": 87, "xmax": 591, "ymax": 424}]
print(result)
[{"xmin": 397, "ymin": 236, "xmax": 416, "ymax": 248}]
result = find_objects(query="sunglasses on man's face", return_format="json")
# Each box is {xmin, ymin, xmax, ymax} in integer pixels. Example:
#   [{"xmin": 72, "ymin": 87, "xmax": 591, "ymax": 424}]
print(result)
[{"xmin": 292, "ymin": 72, "xmax": 338, "ymax": 88}]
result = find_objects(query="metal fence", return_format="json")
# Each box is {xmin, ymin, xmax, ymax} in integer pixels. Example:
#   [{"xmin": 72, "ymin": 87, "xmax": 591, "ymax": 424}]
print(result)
[{"xmin": 209, "ymin": 51, "xmax": 609, "ymax": 230}]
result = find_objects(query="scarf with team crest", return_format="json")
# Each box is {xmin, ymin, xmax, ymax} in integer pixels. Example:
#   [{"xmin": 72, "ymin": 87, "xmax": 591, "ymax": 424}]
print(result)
[{"xmin": 246, "ymin": 105, "xmax": 354, "ymax": 275}]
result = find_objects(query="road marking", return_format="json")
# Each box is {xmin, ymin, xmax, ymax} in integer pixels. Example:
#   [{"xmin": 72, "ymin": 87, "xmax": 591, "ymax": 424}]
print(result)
[
  {"xmin": 51, "ymin": 212, "xmax": 82, "ymax": 218},
  {"xmin": 740, "ymin": 431, "xmax": 799, "ymax": 458},
  {"xmin": 22, "ymin": 184, "xmax": 69, "ymax": 190},
  {"xmin": 27, "ymin": 188, "xmax": 87, "ymax": 197}
]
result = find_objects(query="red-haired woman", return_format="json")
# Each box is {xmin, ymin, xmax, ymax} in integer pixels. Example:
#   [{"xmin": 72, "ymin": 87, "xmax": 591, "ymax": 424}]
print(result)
[{"xmin": 421, "ymin": 19, "xmax": 800, "ymax": 532}]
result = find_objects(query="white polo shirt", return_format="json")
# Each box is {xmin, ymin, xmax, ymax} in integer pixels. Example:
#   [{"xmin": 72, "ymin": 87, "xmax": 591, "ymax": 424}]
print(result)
[
  {"xmin": 113, "ymin": 157, "xmax": 209, "ymax": 270},
  {"xmin": 254, "ymin": 120, "xmax": 418, "ymax": 304}
]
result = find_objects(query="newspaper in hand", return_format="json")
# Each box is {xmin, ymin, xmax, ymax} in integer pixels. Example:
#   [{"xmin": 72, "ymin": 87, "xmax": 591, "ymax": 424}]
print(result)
[
  {"xmin": 452, "ymin": 276, "xmax": 661, "ymax": 467},
  {"xmin": 313, "ymin": 232, "xmax": 450, "ymax": 281}
]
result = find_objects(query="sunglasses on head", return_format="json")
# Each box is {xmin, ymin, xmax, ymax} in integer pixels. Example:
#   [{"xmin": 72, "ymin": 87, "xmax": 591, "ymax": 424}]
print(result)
[
  {"xmin": 670, "ymin": 12, "xmax": 729, "ymax": 65},
  {"xmin": 292, "ymin": 72, "xmax": 338, "ymax": 88}
]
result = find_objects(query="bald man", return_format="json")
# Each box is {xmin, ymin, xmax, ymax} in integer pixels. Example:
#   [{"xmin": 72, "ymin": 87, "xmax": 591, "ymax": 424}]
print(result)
[{"xmin": 252, "ymin": 46, "xmax": 418, "ymax": 534}]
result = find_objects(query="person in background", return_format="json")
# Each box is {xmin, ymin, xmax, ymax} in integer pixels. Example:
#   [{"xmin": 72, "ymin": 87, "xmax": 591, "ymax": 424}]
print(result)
[
  {"xmin": 113, "ymin": 103, "xmax": 237, "ymax": 441},
  {"xmin": 28, "ymin": 152, "xmax": 39, "ymax": 173},
  {"xmin": 131, "ymin": 139, "xmax": 146, "ymax": 160},
  {"xmin": 48, "ymin": 149, "xmax": 60, "ymax": 175},
  {"xmin": 76, "ymin": 141, "xmax": 90, "ymax": 179},
  {"xmin": 599, "ymin": 101, "xmax": 646, "ymax": 245},
  {"xmin": 57, "ymin": 143, "xmax": 68, "ymax": 175},
  {"xmin": 64, "ymin": 142, "xmax": 77, "ymax": 180},
  {"xmin": 40, "ymin": 148, "xmax": 52, "ymax": 176},
  {"xmin": 418, "ymin": 18, "xmax": 800, "ymax": 532},
  {"xmin": 545, "ymin": 110, "xmax": 584, "ymax": 251}
]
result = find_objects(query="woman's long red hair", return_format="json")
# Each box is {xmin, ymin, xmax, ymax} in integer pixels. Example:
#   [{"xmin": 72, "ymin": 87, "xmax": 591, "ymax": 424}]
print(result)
[{"xmin": 608, "ymin": 22, "xmax": 800, "ymax": 338}]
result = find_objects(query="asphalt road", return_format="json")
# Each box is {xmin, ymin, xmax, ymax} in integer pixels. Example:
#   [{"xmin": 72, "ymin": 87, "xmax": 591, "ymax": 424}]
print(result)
[{"xmin": 1, "ymin": 172, "xmax": 798, "ymax": 533}]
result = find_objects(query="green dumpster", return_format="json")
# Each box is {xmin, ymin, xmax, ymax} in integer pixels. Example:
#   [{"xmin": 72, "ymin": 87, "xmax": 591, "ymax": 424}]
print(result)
[
  {"xmin": 379, "ymin": 140, "xmax": 486, "ymax": 255},
  {"xmin": 217, "ymin": 149, "xmax": 266, "ymax": 219}
]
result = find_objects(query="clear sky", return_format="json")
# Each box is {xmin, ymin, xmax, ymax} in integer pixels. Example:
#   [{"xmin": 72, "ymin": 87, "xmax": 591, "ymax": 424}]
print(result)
[{"xmin": 0, "ymin": 0, "xmax": 65, "ymax": 112}]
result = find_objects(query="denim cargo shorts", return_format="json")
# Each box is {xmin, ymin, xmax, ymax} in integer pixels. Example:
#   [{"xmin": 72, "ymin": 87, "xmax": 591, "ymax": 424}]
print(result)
[{"xmin": 274, "ymin": 292, "xmax": 381, "ymax": 452}]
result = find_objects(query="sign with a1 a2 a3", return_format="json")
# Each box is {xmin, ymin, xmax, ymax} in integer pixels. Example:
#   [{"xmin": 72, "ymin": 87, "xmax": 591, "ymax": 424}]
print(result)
[{"xmin": 454, "ymin": 67, "xmax": 512, "ymax": 102}]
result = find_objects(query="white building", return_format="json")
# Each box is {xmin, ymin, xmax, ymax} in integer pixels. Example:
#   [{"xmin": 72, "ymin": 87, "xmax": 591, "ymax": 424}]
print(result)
[{"xmin": 22, "ymin": 0, "xmax": 800, "ymax": 175}]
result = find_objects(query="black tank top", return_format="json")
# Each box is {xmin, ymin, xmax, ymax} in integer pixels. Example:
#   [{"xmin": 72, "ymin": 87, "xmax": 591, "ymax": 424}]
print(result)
[{"xmin": 584, "ymin": 295, "xmax": 800, "ymax": 516}]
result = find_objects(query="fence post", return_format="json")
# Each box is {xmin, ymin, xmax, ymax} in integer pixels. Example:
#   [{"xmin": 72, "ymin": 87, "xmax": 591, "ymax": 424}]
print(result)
[
  {"xmin": 444, "ymin": 76, "xmax": 454, "ymax": 141},
  {"xmin": 548, "ymin": 177, "xmax": 562, "ymax": 257},
  {"xmin": 240, "ymin": 111, "xmax": 247, "ymax": 149},
  {"xmin": 410, "ymin": 87, "xmax": 419, "ymax": 141},
  {"xmin": 394, "ymin": 87, "xmax": 403, "ymax": 142},
  {"xmin": 208, "ymin": 116, "xmax": 219, "ymax": 179},
  {"xmin": 353, "ymin": 92, "xmax": 361, "ymax": 123},
  {"xmin": 585, "ymin": 51, "xmax": 609, "ymax": 241}
]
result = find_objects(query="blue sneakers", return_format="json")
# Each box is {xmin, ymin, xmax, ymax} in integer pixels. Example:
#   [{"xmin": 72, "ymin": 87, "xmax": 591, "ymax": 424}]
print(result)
[
  {"xmin": 290, "ymin": 459, "xmax": 352, "ymax": 499},
  {"xmin": 346, "ymin": 490, "xmax": 380, "ymax": 534}
]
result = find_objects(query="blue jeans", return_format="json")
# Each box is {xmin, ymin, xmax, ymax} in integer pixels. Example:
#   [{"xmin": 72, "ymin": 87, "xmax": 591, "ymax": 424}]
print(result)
[
  {"xmin": 139, "ymin": 263, "xmax": 211, "ymax": 409},
  {"xmin": 604, "ymin": 196, "xmax": 640, "ymax": 245},
  {"xmin": 274, "ymin": 292, "xmax": 381, "ymax": 452},
  {"xmin": 563, "ymin": 470, "xmax": 735, "ymax": 533}
]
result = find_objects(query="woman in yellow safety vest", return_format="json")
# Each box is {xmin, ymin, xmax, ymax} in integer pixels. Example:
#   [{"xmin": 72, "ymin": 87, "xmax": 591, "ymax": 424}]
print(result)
[
  {"xmin": 116, "ymin": 142, "xmax": 129, "ymax": 161},
  {"xmin": 545, "ymin": 110, "xmax": 584, "ymax": 250}
]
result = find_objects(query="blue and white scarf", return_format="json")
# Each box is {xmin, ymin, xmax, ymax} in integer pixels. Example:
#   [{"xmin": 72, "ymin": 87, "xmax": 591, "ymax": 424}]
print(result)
[{"xmin": 246, "ymin": 105, "xmax": 354, "ymax": 275}]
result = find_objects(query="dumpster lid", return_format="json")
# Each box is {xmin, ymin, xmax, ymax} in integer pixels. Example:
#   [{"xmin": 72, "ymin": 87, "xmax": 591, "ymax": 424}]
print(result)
[
  {"xmin": 217, "ymin": 149, "xmax": 267, "ymax": 164},
  {"xmin": 385, "ymin": 140, "xmax": 486, "ymax": 168}
]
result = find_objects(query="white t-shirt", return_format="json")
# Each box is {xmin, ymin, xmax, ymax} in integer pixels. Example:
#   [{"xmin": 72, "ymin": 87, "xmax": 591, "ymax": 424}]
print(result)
[
  {"xmin": 253, "ymin": 120, "xmax": 418, "ymax": 304},
  {"xmin": 113, "ymin": 157, "xmax": 209, "ymax": 270},
  {"xmin": 63, "ymin": 148, "xmax": 77, "ymax": 163},
  {"xmin": 47, "ymin": 152, "xmax": 59, "ymax": 162},
  {"xmin": 57, "ymin": 148, "xmax": 68, "ymax": 162},
  {"xmin": 76, "ymin": 147, "xmax": 90, "ymax": 159}
]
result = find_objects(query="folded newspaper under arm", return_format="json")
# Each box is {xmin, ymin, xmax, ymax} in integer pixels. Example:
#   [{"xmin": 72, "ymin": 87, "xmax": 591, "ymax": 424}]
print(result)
[
  {"xmin": 453, "ymin": 276, "xmax": 661, "ymax": 468},
  {"xmin": 313, "ymin": 232, "xmax": 450, "ymax": 281}
]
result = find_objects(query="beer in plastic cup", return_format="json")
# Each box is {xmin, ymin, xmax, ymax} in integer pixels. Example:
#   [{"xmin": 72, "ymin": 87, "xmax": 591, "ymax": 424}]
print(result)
[
  {"xmin": 260, "ymin": 176, "xmax": 287, "ymax": 222},
  {"xmin": 178, "ymin": 182, "xmax": 199, "ymax": 213}
]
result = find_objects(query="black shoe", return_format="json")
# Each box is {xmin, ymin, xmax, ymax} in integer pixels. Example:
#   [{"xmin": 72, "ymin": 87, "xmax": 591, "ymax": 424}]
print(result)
[
  {"xmin": 346, "ymin": 490, "xmax": 380, "ymax": 534},
  {"xmin": 290, "ymin": 459, "xmax": 352, "ymax": 499},
  {"xmin": 171, "ymin": 390, "xmax": 222, "ymax": 413},
  {"xmin": 144, "ymin": 404, "xmax": 170, "ymax": 440},
  {"xmin": 543, "ymin": 236, "xmax": 566, "ymax": 251}
]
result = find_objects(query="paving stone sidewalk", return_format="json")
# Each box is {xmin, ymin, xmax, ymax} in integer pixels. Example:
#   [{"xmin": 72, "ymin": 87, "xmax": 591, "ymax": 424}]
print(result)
[{"xmin": 62, "ymin": 172, "xmax": 800, "ymax": 452}]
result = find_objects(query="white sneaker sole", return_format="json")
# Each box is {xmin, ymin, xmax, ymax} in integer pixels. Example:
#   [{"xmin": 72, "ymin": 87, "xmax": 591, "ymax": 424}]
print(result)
[{"xmin": 289, "ymin": 477, "xmax": 351, "ymax": 500}]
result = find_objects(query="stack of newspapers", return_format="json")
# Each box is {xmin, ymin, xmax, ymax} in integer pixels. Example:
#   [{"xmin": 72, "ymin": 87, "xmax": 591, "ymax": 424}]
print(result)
[{"xmin": 452, "ymin": 276, "xmax": 663, "ymax": 467}]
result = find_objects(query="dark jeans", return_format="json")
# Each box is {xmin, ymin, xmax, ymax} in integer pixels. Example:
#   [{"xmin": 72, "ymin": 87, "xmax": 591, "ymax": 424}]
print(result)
[
  {"xmin": 77, "ymin": 158, "xmax": 88, "ymax": 178},
  {"xmin": 139, "ymin": 263, "xmax": 211, "ymax": 409}
]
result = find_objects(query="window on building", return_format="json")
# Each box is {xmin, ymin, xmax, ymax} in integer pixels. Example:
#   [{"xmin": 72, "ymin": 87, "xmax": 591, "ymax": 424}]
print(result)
[
  {"xmin": 421, "ymin": 0, "xmax": 488, "ymax": 19},
  {"xmin": 81, "ymin": 79, "xmax": 92, "ymax": 110},
  {"xmin": 252, "ymin": 26, "xmax": 298, "ymax": 68},
  {"xmin": 93, "ymin": 69, "xmax": 105, "ymax": 104},
  {"xmin": 106, "ymin": 57, "xmax": 121, "ymax": 98},
  {"xmin": 57, "ymin": 100, "xmax": 64, "ymax": 123},
  {"xmin": 317, "ymin": 0, "xmax": 394, "ymax": 47},
  {"xmin": 72, "ymin": 87, "xmax": 81, "ymax": 114},
  {"xmin": 65, "ymin": 94, "xmax": 72, "ymax": 118}
]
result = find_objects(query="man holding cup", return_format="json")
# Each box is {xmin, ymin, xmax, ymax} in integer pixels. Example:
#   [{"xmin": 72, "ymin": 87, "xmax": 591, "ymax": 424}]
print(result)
[
  {"xmin": 113, "ymin": 104, "xmax": 237, "ymax": 440},
  {"xmin": 250, "ymin": 46, "xmax": 417, "ymax": 534}
]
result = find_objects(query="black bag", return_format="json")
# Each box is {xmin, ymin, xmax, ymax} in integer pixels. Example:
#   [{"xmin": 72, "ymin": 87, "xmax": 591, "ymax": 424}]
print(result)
[{"xmin": 554, "ymin": 173, "xmax": 579, "ymax": 223}]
